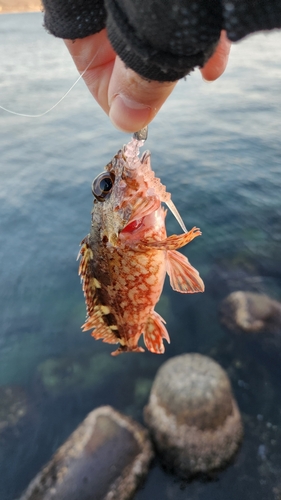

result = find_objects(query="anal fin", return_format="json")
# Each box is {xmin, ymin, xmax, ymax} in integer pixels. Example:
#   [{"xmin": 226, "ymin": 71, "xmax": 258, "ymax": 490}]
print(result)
[
  {"xmin": 166, "ymin": 249, "xmax": 204, "ymax": 293},
  {"xmin": 143, "ymin": 311, "xmax": 170, "ymax": 354}
]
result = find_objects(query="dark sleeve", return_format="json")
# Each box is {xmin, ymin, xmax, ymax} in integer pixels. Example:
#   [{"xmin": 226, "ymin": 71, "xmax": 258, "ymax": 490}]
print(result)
[
  {"xmin": 105, "ymin": 0, "xmax": 222, "ymax": 81},
  {"xmin": 43, "ymin": 0, "xmax": 107, "ymax": 39},
  {"xmin": 42, "ymin": 0, "xmax": 281, "ymax": 82},
  {"xmin": 222, "ymin": 0, "xmax": 281, "ymax": 42}
]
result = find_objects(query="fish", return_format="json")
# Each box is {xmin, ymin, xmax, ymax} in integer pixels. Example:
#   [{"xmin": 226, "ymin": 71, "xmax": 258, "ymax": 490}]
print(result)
[{"xmin": 78, "ymin": 134, "xmax": 204, "ymax": 356}]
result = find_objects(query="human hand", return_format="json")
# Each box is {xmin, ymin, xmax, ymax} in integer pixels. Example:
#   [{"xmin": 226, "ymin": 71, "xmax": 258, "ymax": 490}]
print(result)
[{"xmin": 64, "ymin": 30, "xmax": 231, "ymax": 133}]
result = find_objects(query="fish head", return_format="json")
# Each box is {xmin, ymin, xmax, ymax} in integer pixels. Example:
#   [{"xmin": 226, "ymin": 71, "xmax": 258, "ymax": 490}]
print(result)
[{"xmin": 90, "ymin": 137, "xmax": 171, "ymax": 246}]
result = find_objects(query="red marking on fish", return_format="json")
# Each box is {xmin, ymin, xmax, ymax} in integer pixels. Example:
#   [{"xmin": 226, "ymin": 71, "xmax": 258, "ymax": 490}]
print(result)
[
  {"xmin": 79, "ymin": 137, "xmax": 204, "ymax": 355},
  {"xmin": 122, "ymin": 217, "xmax": 144, "ymax": 233}
]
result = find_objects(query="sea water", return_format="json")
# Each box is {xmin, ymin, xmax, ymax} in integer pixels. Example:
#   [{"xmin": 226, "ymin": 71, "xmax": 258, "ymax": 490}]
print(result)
[{"xmin": 0, "ymin": 13, "xmax": 281, "ymax": 500}]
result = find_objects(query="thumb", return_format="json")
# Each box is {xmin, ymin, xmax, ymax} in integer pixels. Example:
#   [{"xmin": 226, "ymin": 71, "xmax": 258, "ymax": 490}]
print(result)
[{"xmin": 108, "ymin": 56, "xmax": 177, "ymax": 132}]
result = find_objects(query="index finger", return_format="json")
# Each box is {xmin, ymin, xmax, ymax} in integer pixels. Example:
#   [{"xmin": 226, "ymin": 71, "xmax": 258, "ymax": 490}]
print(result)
[
  {"xmin": 200, "ymin": 31, "xmax": 231, "ymax": 81},
  {"xmin": 64, "ymin": 30, "xmax": 116, "ymax": 114}
]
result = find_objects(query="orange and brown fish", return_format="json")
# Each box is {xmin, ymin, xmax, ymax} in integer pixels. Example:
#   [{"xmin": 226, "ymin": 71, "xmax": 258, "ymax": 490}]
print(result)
[{"xmin": 79, "ymin": 129, "xmax": 204, "ymax": 356}]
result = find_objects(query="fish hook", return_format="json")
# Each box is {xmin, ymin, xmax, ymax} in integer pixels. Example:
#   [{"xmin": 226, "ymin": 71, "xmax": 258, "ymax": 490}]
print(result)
[{"xmin": 133, "ymin": 126, "xmax": 148, "ymax": 142}]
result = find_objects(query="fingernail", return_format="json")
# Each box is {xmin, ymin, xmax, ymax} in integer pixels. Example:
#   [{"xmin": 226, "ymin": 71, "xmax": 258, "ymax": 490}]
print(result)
[{"xmin": 109, "ymin": 94, "xmax": 151, "ymax": 132}]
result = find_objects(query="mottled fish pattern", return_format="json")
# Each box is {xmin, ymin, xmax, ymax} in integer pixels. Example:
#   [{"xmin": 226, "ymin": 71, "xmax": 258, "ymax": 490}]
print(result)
[{"xmin": 79, "ymin": 137, "xmax": 204, "ymax": 355}]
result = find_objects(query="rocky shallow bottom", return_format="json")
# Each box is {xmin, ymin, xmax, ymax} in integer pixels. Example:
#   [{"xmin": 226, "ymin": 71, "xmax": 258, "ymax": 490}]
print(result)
[{"xmin": 12, "ymin": 353, "xmax": 246, "ymax": 499}]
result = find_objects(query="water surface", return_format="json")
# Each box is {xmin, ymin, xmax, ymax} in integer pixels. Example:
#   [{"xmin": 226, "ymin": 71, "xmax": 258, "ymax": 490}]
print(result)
[{"xmin": 0, "ymin": 13, "xmax": 281, "ymax": 500}]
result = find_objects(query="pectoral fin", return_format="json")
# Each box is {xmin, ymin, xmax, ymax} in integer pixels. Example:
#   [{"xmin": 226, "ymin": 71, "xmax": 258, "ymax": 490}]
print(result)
[
  {"xmin": 141, "ymin": 227, "xmax": 202, "ymax": 251},
  {"xmin": 143, "ymin": 311, "xmax": 170, "ymax": 354},
  {"xmin": 166, "ymin": 249, "xmax": 205, "ymax": 293}
]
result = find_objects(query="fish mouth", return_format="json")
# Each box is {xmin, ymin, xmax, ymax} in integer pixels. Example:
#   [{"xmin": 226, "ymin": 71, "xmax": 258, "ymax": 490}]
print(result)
[{"xmin": 121, "ymin": 217, "xmax": 144, "ymax": 234}]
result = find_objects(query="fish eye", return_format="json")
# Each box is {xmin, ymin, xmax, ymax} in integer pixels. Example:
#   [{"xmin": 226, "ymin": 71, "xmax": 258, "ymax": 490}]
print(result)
[{"xmin": 92, "ymin": 172, "xmax": 115, "ymax": 202}]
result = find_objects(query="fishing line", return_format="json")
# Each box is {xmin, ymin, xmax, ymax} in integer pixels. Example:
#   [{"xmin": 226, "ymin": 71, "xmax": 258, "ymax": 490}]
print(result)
[{"xmin": 0, "ymin": 50, "xmax": 98, "ymax": 118}]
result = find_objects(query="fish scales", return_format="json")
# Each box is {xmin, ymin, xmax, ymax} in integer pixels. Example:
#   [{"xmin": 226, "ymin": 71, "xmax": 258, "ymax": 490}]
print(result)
[{"xmin": 79, "ymin": 137, "xmax": 204, "ymax": 355}]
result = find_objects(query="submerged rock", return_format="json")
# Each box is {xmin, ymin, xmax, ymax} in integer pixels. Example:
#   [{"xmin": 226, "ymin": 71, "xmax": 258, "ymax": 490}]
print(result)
[
  {"xmin": 37, "ymin": 352, "xmax": 124, "ymax": 397},
  {"xmin": 144, "ymin": 353, "xmax": 243, "ymax": 478},
  {"xmin": 273, "ymin": 484, "xmax": 281, "ymax": 500},
  {"xmin": 220, "ymin": 291, "xmax": 281, "ymax": 333},
  {"xmin": 20, "ymin": 406, "xmax": 153, "ymax": 500},
  {"xmin": 0, "ymin": 386, "xmax": 28, "ymax": 433}
]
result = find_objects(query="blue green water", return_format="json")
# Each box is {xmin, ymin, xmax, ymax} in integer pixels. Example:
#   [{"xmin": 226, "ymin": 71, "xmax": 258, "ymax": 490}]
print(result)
[{"xmin": 0, "ymin": 13, "xmax": 281, "ymax": 500}]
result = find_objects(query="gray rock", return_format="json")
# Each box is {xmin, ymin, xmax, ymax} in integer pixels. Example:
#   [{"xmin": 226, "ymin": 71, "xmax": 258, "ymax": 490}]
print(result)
[
  {"xmin": 273, "ymin": 484, "xmax": 281, "ymax": 500},
  {"xmin": 0, "ymin": 386, "xmax": 28, "ymax": 433},
  {"xmin": 144, "ymin": 353, "xmax": 243, "ymax": 478},
  {"xmin": 220, "ymin": 291, "xmax": 281, "ymax": 333},
  {"xmin": 20, "ymin": 406, "xmax": 153, "ymax": 500}
]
